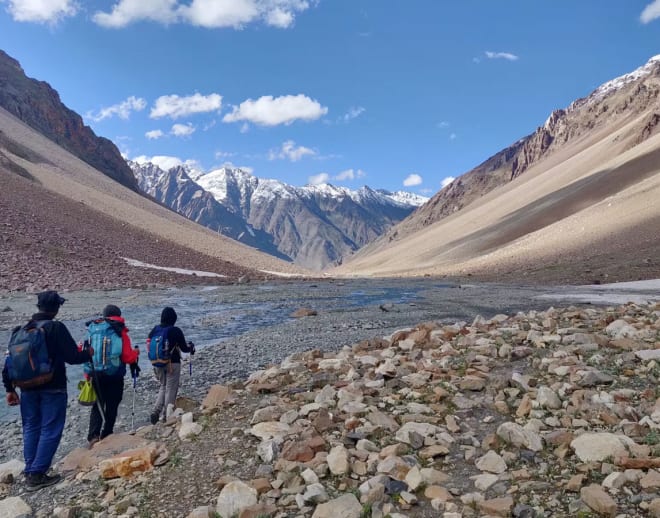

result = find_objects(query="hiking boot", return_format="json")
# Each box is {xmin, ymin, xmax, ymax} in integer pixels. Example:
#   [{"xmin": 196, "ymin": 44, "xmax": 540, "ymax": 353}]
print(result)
[
  {"xmin": 87, "ymin": 437, "xmax": 100, "ymax": 449},
  {"xmin": 149, "ymin": 412, "xmax": 160, "ymax": 425},
  {"xmin": 25, "ymin": 472, "xmax": 62, "ymax": 491}
]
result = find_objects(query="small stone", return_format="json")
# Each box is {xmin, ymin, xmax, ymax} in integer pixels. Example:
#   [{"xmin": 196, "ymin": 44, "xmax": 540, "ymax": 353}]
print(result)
[{"xmin": 327, "ymin": 444, "xmax": 350, "ymax": 475}]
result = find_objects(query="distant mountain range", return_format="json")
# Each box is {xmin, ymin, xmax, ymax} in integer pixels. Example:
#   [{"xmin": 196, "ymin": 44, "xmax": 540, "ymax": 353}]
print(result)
[{"xmin": 130, "ymin": 160, "xmax": 428, "ymax": 270}]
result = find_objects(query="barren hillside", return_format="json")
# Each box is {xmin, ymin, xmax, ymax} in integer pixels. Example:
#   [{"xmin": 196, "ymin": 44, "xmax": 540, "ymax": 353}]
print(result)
[
  {"xmin": 0, "ymin": 107, "xmax": 310, "ymax": 292},
  {"xmin": 333, "ymin": 57, "xmax": 660, "ymax": 284}
]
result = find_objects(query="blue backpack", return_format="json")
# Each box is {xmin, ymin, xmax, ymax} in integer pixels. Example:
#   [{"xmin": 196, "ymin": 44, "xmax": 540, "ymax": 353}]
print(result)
[
  {"xmin": 148, "ymin": 325, "xmax": 173, "ymax": 368},
  {"xmin": 84, "ymin": 319, "xmax": 123, "ymax": 376},
  {"xmin": 8, "ymin": 321, "xmax": 53, "ymax": 389}
]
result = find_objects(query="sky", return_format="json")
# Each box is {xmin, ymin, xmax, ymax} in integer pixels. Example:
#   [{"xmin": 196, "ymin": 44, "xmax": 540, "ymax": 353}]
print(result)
[{"xmin": 0, "ymin": 1, "xmax": 659, "ymax": 195}]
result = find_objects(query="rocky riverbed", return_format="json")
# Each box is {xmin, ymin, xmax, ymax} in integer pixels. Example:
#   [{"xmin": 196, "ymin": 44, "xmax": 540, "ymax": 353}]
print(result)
[{"xmin": 0, "ymin": 280, "xmax": 659, "ymax": 517}]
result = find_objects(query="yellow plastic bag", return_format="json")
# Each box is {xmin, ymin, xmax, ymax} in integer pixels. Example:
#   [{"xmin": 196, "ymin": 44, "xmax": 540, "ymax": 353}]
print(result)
[{"xmin": 78, "ymin": 379, "xmax": 97, "ymax": 406}]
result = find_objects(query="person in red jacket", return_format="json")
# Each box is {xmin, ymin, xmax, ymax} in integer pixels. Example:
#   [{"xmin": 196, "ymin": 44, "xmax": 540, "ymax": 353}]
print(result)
[{"xmin": 85, "ymin": 304, "xmax": 139, "ymax": 447}]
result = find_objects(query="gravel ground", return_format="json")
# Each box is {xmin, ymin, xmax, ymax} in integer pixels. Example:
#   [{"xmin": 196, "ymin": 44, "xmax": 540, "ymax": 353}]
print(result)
[{"xmin": 1, "ymin": 278, "xmax": 657, "ymax": 465}]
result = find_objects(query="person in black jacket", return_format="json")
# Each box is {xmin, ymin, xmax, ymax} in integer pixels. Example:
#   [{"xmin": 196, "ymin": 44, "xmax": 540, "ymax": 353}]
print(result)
[
  {"xmin": 148, "ymin": 307, "xmax": 194, "ymax": 424},
  {"xmin": 2, "ymin": 291, "xmax": 92, "ymax": 491}
]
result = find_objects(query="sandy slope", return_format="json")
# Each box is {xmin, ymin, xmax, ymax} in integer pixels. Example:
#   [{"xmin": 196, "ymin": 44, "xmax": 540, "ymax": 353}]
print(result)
[
  {"xmin": 0, "ymin": 107, "xmax": 309, "ymax": 278},
  {"xmin": 333, "ymin": 111, "xmax": 660, "ymax": 283}
]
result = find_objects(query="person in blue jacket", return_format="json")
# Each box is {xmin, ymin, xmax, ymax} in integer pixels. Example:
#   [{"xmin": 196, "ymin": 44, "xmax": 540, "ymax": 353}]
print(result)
[{"xmin": 2, "ymin": 291, "xmax": 92, "ymax": 491}]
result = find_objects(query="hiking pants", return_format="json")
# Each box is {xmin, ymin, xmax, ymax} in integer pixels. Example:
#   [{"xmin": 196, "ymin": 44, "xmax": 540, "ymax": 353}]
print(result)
[
  {"xmin": 20, "ymin": 389, "xmax": 67, "ymax": 475},
  {"xmin": 88, "ymin": 374, "xmax": 124, "ymax": 442},
  {"xmin": 153, "ymin": 363, "xmax": 181, "ymax": 419}
]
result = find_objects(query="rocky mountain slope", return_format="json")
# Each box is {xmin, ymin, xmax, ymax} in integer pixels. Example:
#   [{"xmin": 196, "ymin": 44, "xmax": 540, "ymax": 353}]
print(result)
[
  {"xmin": 131, "ymin": 161, "xmax": 427, "ymax": 270},
  {"xmin": 0, "ymin": 50, "xmax": 138, "ymax": 192},
  {"xmin": 0, "ymin": 104, "xmax": 309, "ymax": 291},
  {"xmin": 337, "ymin": 55, "xmax": 660, "ymax": 283}
]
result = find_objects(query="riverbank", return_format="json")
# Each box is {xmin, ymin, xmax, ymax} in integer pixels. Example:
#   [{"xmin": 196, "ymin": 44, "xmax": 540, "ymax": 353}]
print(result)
[
  {"xmin": 0, "ymin": 295, "xmax": 658, "ymax": 517},
  {"xmin": 1, "ymin": 279, "xmax": 658, "ymax": 465}
]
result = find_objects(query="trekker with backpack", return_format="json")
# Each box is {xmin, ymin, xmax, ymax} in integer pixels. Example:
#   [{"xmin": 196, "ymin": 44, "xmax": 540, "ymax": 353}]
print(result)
[
  {"xmin": 1, "ymin": 291, "xmax": 93, "ymax": 491},
  {"xmin": 83, "ymin": 305, "xmax": 140, "ymax": 448},
  {"xmin": 147, "ymin": 307, "xmax": 194, "ymax": 424}
]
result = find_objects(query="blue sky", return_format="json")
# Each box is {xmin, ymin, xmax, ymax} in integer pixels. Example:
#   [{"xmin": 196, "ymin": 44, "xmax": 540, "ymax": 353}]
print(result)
[{"xmin": 0, "ymin": 1, "xmax": 659, "ymax": 194}]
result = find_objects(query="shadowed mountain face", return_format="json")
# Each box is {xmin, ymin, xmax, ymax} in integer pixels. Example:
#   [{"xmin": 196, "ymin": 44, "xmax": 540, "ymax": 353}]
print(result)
[
  {"xmin": 131, "ymin": 162, "xmax": 427, "ymax": 270},
  {"xmin": 0, "ymin": 50, "xmax": 138, "ymax": 192},
  {"xmin": 336, "ymin": 56, "xmax": 660, "ymax": 282}
]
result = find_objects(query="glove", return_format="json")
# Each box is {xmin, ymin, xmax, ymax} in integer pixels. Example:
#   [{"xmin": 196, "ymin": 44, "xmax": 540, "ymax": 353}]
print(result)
[
  {"xmin": 188, "ymin": 341, "xmax": 196, "ymax": 355},
  {"xmin": 130, "ymin": 363, "xmax": 141, "ymax": 378}
]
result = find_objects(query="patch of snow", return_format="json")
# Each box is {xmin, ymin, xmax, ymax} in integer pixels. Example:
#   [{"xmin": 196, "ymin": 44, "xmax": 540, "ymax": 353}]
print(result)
[
  {"xmin": 384, "ymin": 190, "xmax": 429, "ymax": 207},
  {"xmin": 588, "ymin": 55, "xmax": 660, "ymax": 103},
  {"xmin": 259, "ymin": 270, "xmax": 305, "ymax": 278},
  {"xmin": 122, "ymin": 258, "xmax": 226, "ymax": 278},
  {"xmin": 246, "ymin": 225, "xmax": 255, "ymax": 238},
  {"xmin": 537, "ymin": 279, "xmax": 660, "ymax": 305}
]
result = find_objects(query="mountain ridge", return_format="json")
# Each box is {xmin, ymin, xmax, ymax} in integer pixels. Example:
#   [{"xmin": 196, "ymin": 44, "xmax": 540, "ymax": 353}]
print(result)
[
  {"xmin": 131, "ymin": 160, "xmax": 427, "ymax": 270},
  {"xmin": 335, "ymin": 55, "xmax": 660, "ymax": 283},
  {"xmin": 0, "ymin": 50, "xmax": 138, "ymax": 192}
]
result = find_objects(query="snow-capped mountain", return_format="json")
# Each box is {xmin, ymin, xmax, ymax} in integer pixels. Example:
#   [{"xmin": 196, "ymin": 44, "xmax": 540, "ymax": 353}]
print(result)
[{"xmin": 130, "ymin": 161, "xmax": 428, "ymax": 269}]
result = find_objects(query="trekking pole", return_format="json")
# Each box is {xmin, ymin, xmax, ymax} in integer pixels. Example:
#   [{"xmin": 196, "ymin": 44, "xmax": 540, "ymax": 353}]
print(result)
[
  {"xmin": 131, "ymin": 372, "xmax": 137, "ymax": 432},
  {"xmin": 87, "ymin": 349, "xmax": 107, "ymax": 432}
]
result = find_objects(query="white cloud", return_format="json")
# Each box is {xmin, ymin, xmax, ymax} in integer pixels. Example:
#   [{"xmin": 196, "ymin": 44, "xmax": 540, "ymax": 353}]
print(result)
[
  {"xmin": 219, "ymin": 161, "xmax": 254, "ymax": 174},
  {"xmin": 223, "ymin": 94, "xmax": 328, "ymax": 126},
  {"xmin": 86, "ymin": 96, "xmax": 146, "ymax": 122},
  {"xmin": 403, "ymin": 174, "xmax": 423, "ymax": 187},
  {"xmin": 342, "ymin": 106, "xmax": 365, "ymax": 123},
  {"xmin": 441, "ymin": 176, "xmax": 455, "ymax": 189},
  {"xmin": 171, "ymin": 123, "xmax": 196, "ymax": 137},
  {"xmin": 4, "ymin": 0, "xmax": 77, "ymax": 23},
  {"xmin": 93, "ymin": 0, "xmax": 313, "ymax": 29},
  {"xmin": 93, "ymin": 0, "xmax": 178, "ymax": 27},
  {"xmin": 134, "ymin": 154, "xmax": 183, "ymax": 170},
  {"xmin": 641, "ymin": 0, "xmax": 660, "ymax": 23},
  {"xmin": 150, "ymin": 93, "xmax": 222, "ymax": 119},
  {"xmin": 308, "ymin": 172, "xmax": 329, "ymax": 185},
  {"xmin": 485, "ymin": 51, "xmax": 519, "ymax": 61},
  {"xmin": 215, "ymin": 150, "xmax": 236, "ymax": 159},
  {"xmin": 268, "ymin": 140, "xmax": 316, "ymax": 161},
  {"xmin": 437, "ymin": 121, "xmax": 450, "ymax": 129},
  {"xmin": 449, "ymin": 133, "xmax": 457, "ymax": 140},
  {"xmin": 335, "ymin": 169, "xmax": 366, "ymax": 181},
  {"xmin": 145, "ymin": 129, "xmax": 165, "ymax": 140},
  {"xmin": 134, "ymin": 154, "xmax": 204, "ymax": 172}
]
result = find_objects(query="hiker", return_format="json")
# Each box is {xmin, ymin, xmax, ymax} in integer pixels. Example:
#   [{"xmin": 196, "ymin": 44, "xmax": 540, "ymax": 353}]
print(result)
[
  {"xmin": 2, "ymin": 291, "xmax": 93, "ymax": 491},
  {"xmin": 147, "ymin": 307, "xmax": 194, "ymax": 424},
  {"xmin": 83, "ymin": 304, "xmax": 140, "ymax": 448}
]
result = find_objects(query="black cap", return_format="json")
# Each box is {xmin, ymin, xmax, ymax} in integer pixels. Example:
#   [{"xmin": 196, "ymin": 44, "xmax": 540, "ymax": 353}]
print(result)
[
  {"xmin": 37, "ymin": 291, "xmax": 66, "ymax": 312},
  {"xmin": 161, "ymin": 307, "xmax": 177, "ymax": 326},
  {"xmin": 103, "ymin": 304, "xmax": 122, "ymax": 318}
]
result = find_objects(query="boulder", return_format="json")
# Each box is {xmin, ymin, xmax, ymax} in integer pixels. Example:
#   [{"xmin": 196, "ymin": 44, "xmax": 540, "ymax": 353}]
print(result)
[
  {"xmin": 216, "ymin": 481, "xmax": 258, "ymax": 518},
  {"xmin": 201, "ymin": 385, "xmax": 232, "ymax": 410},
  {"xmin": 99, "ymin": 445, "xmax": 158, "ymax": 479},
  {"xmin": 496, "ymin": 422, "xmax": 543, "ymax": 452},
  {"xmin": 327, "ymin": 444, "xmax": 350, "ymax": 475},
  {"xmin": 311, "ymin": 494, "xmax": 361, "ymax": 518},
  {"xmin": 580, "ymin": 484, "xmax": 617, "ymax": 517},
  {"xmin": 570, "ymin": 433, "xmax": 633, "ymax": 462},
  {"xmin": 0, "ymin": 496, "xmax": 31, "ymax": 518},
  {"xmin": 475, "ymin": 451, "xmax": 507, "ymax": 474}
]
